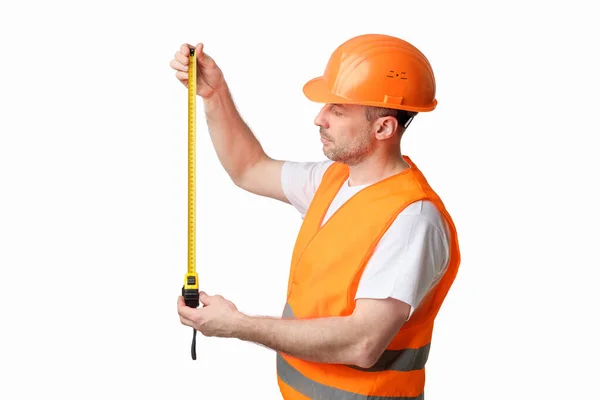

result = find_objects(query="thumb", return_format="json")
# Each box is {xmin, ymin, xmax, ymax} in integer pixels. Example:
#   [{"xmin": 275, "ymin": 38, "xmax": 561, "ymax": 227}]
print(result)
[
  {"xmin": 194, "ymin": 43, "xmax": 215, "ymax": 67},
  {"xmin": 199, "ymin": 291, "xmax": 211, "ymax": 306}
]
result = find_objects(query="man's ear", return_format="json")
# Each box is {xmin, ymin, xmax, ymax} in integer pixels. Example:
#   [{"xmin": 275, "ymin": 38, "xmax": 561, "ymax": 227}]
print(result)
[{"xmin": 374, "ymin": 117, "xmax": 398, "ymax": 140}]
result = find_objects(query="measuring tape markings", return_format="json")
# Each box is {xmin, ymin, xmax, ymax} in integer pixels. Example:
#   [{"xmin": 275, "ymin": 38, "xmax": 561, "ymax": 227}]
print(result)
[{"xmin": 182, "ymin": 47, "xmax": 199, "ymax": 360}]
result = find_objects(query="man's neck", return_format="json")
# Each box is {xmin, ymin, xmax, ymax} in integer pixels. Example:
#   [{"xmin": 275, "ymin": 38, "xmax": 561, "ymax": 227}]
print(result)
[{"xmin": 346, "ymin": 153, "xmax": 410, "ymax": 187}]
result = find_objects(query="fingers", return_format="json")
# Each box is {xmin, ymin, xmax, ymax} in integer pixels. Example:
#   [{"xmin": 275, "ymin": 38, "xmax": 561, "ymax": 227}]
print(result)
[
  {"xmin": 180, "ymin": 43, "xmax": 191, "ymax": 57},
  {"xmin": 171, "ymin": 43, "xmax": 192, "ymax": 74},
  {"xmin": 177, "ymin": 295, "xmax": 207, "ymax": 330},
  {"xmin": 171, "ymin": 44, "xmax": 191, "ymax": 87},
  {"xmin": 175, "ymin": 70, "xmax": 189, "ymax": 82},
  {"xmin": 170, "ymin": 58, "xmax": 188, "ymax": 72},
  {"xmin": 177, "ymin": 296, "xmax": 197, "ymax": 320},
  {"xmin": 177, "ymin": 295, "xmax": 188, "ymax": 310},
  {"xmin": 179, "ymin": 315, "xmax": 195, "ymax": 327},
  {"xmin": 172, "ymin": 42, "xmax": 216, "ymax": 79},
  {"xmin": 174, "ymin": 49, "xmax": 189, "ymax": 66}
]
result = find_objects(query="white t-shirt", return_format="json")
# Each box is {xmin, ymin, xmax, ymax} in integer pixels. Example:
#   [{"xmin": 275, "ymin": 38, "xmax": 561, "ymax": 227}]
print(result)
[{"xmin": 280, "ymin": 160, "xmax": 451, "ymax": 319}]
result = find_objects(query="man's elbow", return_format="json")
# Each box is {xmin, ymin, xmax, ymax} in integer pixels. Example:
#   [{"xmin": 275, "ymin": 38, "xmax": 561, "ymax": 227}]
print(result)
[{"xmin": 352, "ymin": 337, "xmax": 383, "ymax": 369}]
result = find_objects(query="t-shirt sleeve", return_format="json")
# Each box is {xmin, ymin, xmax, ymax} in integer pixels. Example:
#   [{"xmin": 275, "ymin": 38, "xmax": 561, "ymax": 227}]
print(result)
[
  {"xmin": 354, "ymin": 202, "xmax": 450, "ymax": 320},
  {"xmin": 280, "ymin": 160, "xmax": 334, "ymax": 218}
]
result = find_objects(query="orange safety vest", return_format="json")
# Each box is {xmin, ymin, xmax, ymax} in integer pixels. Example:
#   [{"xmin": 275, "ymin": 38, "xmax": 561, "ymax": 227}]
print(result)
[{"xmin": 277, "ymin": 156, "xmax": 461, "ymax": 400}]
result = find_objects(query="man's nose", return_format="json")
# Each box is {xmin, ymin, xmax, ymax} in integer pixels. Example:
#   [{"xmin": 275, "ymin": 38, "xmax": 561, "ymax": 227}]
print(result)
[{"xmin": 314, "ymin": 105, "xmax": 329, "ymax": 129}]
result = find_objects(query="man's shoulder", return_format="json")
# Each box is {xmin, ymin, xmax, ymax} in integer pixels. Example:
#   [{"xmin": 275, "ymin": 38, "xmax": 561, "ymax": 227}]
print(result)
[{"xmin": 388, "ymin": 200, "xmax": 450, "ymax": 239}]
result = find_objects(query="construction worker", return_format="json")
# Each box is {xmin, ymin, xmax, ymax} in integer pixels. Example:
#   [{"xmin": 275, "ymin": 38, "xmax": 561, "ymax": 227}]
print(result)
[{"xmin": 173, "ymin": 34, "xmax": 460, "ymax": 399}]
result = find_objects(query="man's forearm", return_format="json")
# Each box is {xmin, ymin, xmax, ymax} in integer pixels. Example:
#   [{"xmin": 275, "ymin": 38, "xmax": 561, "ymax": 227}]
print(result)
[
  {"xmin": 232, "ymin": 313, "xmax": 367, "ymax": 366},
  {"xmin": 202, "ymin": 81, "xmax": 266, "ymax": 183}
]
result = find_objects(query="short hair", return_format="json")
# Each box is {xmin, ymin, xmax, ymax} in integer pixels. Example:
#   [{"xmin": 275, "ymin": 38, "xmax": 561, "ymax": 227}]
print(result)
[{"xmin": 364, "ymin": 106, "xmax": 417, "ymax": 131}]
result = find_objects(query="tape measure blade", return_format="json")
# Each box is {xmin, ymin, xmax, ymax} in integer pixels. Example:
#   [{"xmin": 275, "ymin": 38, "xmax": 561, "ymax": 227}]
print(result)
[{"xmin": 188, "ymin": 48, "xmax": 196, "ymax": 275}]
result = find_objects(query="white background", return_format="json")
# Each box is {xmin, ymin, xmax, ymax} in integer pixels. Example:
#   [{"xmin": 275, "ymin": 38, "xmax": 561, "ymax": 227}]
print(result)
[{"xmin": 1, "ymin": 0, "xmax": 599, "ymax": 399}]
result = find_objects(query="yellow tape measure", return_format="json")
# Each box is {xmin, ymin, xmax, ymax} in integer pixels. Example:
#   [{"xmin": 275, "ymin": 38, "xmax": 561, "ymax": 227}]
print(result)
[{"xmin": 182, "ymin": 47, "xmax": 199, "ymax": 360}]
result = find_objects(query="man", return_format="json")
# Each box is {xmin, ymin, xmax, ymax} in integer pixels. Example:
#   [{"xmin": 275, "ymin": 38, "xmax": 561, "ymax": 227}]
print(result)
[{"xmin": 172, "ymin": 34, "xmax": 460, "ymax": 399}]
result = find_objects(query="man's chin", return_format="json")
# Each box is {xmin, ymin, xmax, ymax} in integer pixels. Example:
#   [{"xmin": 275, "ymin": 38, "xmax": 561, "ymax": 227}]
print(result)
[{"xmin": 323, "ymin": 151, "xmax": 343, "ymax": 163}]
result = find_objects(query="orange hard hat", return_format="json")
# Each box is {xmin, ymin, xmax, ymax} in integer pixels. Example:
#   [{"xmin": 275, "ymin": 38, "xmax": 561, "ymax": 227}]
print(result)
[{"xmin": 303, "ymin": 34, "xmax": 437, "ymax": 112}]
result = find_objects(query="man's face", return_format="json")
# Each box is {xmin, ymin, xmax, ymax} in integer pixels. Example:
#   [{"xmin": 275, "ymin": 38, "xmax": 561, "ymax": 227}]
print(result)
[{"xmin": 314, "ymin": 103, "xmax": 373, "ymax": 166}]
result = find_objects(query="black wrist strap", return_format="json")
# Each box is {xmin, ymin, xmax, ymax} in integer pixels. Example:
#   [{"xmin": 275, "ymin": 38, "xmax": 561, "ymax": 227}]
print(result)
[{"xmin": 191, "ymin": 328, "xmax": 197, "ymax": 360}]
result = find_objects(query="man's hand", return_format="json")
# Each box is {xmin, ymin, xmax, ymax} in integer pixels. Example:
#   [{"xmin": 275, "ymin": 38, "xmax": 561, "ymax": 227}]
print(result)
[
  {"xmin": 170, "ymin": 43, "xmax": 224, "ymax": 99},
  {"xmin": 177, "ymin": 291, "xmax": 242, "ymax": 338}
]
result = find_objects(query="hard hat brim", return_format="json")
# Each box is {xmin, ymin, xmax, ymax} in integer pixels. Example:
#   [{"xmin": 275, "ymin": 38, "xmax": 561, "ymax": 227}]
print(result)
[
  {"xmin": 302, "ymin": 76, "xmax": 437, "ymax": 112},
  {"xmin": 303, "ymin": 76, "xmax": 349, "ymax": 105}
]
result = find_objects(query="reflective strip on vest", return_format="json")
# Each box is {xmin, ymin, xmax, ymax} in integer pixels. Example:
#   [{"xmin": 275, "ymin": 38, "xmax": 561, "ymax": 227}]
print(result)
[
  {"xmin": 347, "ymin": 344, "xmax": 430, "ymax": 372},
  {"xmin": 282, "ymin": 302, "xmax": 430, "ymax": 372},
  {"xmin": 282, "ymin": 302, "xmax": 294, "ymax": 319},
  {"xmin": 277, "ymin": 353, "xmax": 424, "ymax": 400}
]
